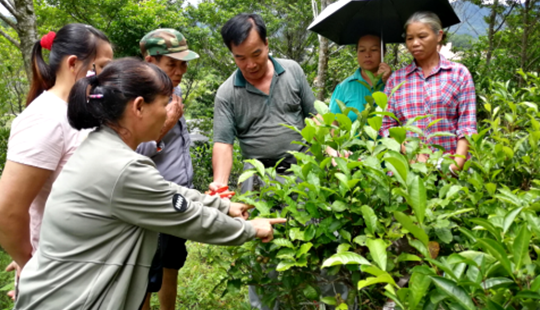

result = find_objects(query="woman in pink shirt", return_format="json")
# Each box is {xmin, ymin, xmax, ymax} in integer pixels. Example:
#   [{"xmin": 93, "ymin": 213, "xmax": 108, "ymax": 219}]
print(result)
[{"xmin": 0, "ymin": 23, "xmax": 113, "ymax": 284}]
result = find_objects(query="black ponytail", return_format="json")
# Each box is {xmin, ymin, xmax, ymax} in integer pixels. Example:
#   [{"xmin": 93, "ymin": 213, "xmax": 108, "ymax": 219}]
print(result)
[
  {"xmin": 26, "ymin": 23, "xmax": 110, "ymax": 106},
  {"xmin": 68, "ymin": 58, "xmax": 173, "ymax": 130}
]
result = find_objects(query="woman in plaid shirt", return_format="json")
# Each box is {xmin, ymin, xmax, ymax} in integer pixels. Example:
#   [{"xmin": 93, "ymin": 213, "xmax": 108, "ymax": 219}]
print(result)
[{"xmin": 380, "ymin": 11, "xmax": 477, "ymax": 174}]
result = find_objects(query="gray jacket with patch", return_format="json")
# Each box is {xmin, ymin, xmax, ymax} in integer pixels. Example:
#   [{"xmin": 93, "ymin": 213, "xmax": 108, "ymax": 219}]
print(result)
[{"xmin": 14, "ymin": 126, "xmax": 255, "ymax": 310}]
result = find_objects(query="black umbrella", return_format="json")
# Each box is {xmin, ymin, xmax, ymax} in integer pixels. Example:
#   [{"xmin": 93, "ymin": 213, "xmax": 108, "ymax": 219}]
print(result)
[{"xmin": 308, "ymin": 0, "xmax": 460, "ymax": 45}]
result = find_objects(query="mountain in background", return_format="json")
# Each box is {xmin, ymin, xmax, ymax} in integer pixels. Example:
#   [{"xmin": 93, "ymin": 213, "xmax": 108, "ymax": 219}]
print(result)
[{"xmin": 450, "ymin": 1, "xmax": 490, "ymax": 38}]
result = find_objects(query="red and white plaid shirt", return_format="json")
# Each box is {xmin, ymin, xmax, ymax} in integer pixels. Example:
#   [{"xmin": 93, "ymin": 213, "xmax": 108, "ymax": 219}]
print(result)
[{"xmin": 380, "ymin": 54, "xmax": 477, "ymax": 154}]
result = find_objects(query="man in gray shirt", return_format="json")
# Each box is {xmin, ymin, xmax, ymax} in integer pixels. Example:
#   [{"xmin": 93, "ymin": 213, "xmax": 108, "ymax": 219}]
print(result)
[
  {"xmin": 136, "ymin": 28, "xmax": 198, "ymax": 310},
  {"xmin": 211, "ymin": 13, "xmax": 318, "ymax": 194},
  {"xmin": 211, "ymin": 13, "xmax": 319, "ymax": 310}
]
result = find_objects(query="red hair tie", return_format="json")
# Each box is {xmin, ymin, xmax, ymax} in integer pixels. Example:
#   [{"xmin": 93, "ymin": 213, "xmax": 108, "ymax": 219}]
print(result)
[{"xmin": 40, "ymin": 31, "xmax": 56, "ymax": 51}]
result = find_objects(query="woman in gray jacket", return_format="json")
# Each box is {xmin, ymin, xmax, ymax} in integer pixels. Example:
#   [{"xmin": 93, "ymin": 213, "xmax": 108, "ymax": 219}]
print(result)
[{"xmin": 14, "ymin": 58, "xmax": 284, "ymax": 310}]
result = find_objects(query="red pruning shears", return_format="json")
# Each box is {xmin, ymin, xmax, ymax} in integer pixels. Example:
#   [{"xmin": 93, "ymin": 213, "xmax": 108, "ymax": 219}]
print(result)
[{"xmin": 205, "ymin": 186, "xmax": 236, "ymax": 199}]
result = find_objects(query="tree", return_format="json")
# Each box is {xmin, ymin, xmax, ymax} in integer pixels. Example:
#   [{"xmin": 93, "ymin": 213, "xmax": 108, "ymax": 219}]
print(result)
[
  {"xmin": 463, "ymin": 0, "xmax": 519, "ymax": 66},
  {"xmin": 0, "ymin": 0, "xmax": 39, "ymax": 80},
  {"xmin": 313, "ymin": 0, "xmax": 331, "ymax": 101},
  {"xmin": 0, "ymin": 36, "xmax": 26, "ymax": 115}
]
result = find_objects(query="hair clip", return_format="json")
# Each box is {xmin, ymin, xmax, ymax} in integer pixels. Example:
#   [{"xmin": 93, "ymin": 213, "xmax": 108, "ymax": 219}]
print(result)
[{"xmin": 89, "ymin": 94, "xmax": 104, "ymax": 99}]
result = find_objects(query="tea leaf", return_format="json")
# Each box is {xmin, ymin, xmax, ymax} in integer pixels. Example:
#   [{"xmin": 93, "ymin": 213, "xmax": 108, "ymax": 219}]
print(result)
[
  {"xmin": 336, "ymin": 243, "xmax": 351, "ymax": 253},
  {"xmin": 372, "ymin": 92, "xmax": 388, "ymax": 110},
  {"xmin": 367, "ymin": 238, "xmax": 388, "ymax": 271},
  {"xmin": 381, "ymin": 137, "xmax": 401, "ymax": 152},
  {"xmin": 476, "ymin": 238, "xmax": 514, "ymax": 278},
  {"xmin": 276, "ymin": 248, "xmax": 296, "ymax": 260},
  {"xmin": 368, "ymin": 116, "xmax": 383, "ymax": 132},
  {"xmin": 335, "ymin": 99, "xmax": 347, "ymax": 114},
  {"xmin": 531, "ymin": 275, "xmax": 540, "ymax": 292},
  {"xmin": 409, "ymin": 239, "xmax": 430, "ymax": 258},
  {"xmin": 393, "ymin": 211, "xmax": 429, "ymax": 247},
  {"xmin": 245, "ymin": 159, "xmax": 266, "ymax": 177},
  {"xmin": 427, "ymin": 119, "xmax": 443, "ymax": 128},
  {"xmin": 513, "ymin": 225, "xmax": 531, "ymax": 271},
  {"xmin": 238, "ymin": 170, "xmax": 257, "ymax": 184},
  {"xmin": 389, "ymin": 127, "xmax": 407, "ymax": 145},
  {"xmin": 361, "ymin": 264, "xmax": 385, "ymax": 276},
  {"xmin": 314, "ymin": 100, "xmax": 329, "ymax": 115},
  {"xmin": 289, "ymin": 228, "xmax": 305, "ymax": 241},
  {"xmin": 503, "ymin": 206, "xmax": 523, "ymax": 234},
  {"xmin": 331, "ymin": 200, "xmax": 348, "ymax": 212},
  {"xmin": 481, "ymin": 277, "xmax": 514, "ymax": 289},
  {"xmin": 273, "ymin": 238, "xmax": 294, "ymax": 249},
  {"xmin": 358, "ymin": 273, "xmax": 396, "ymax": 290},
  {"xmin": 407, "ymin": 174, "xmax": 427, "ymax": 224},
  {"xmin": 361, "ymin": 205, "xmax": 379, "ymax": 236},
  {"xmin": 297, "ymin": 242, "xmax": 313, "ymax": 258},
  {"xmin": 371, "ymin": 111, "xmax": 400, "ymax": 123},
  {"xmin": 430, "ymin": 276, "xmax": 475, "ymax": 310},
  {"xmin": 321, "ymin": 252, "xmax": 371, "ymax": 268},
  {"xmin": 396, "ymin": 253, "xmax": 422, "ymax": 263},
  {"xmin": 321, "ymin": 296, "xmax": 337, "ymax": 305},
  {"xmin": 303, "ymin": 284, "xmax": 318, "ymax": 300},
  {"xmin": 470, "ymin": 218, "xmax": 501, "ymax": 241},
  {"xmin": 409, "ymin": 272, "xmax": 432, "ymax": 310},
  {"xmin": 406, "ymin": 115, "xmax": 430, "ymax": 126},
  {"xmin": 390, "ymin": 81, "xmax": 406, "ymax": 100},
  {"xmin": 276, "ymin": 260, "xmax": 296, "ymax": 272},
  {"xmin": 515, "ymin": 290, "xmax": 540, "ymax": 300},
  {"xmin": 385, "ymin": 157, "xmax": 408, "ymax": 186},
  {"xmin": 486, "ymin": 300, "xmax": 505, "ymax": 310}
]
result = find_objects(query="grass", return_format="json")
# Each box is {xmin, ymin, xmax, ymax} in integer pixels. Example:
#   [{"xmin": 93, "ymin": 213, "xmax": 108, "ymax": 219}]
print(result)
[
  {"xmin": 0, "ymin": 242, "xmax": 251, "ymax": 310},
  {"xmin": 0, "ymin": 249, "xmax": 14, "ymax": 310}
]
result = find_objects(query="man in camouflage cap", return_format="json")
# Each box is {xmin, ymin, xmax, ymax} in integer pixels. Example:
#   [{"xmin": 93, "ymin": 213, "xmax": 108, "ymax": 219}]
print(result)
[
  {"xmin": 140, "ymin": 28, "xmax": 199, "ymax": 62},
  {"xmin": 137, "ymin": 28, "xmax": 199, "ymax": 310}
]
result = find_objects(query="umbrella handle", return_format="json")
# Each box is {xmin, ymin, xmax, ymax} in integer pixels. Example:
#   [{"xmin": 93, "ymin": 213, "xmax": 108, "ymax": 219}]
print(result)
[{"xmin": 381, "ymin": 30, "xmax": 384, "ymax": 63}]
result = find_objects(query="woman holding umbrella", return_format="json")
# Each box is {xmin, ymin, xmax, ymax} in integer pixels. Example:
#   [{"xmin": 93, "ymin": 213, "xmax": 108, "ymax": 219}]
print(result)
[
  {"xmin": 380, "ymin": 11, "xmax": 477, "ymax": 173},
  {"xmin": 329, "ymin": 34, "xmax": 392, "ymax": 121}
]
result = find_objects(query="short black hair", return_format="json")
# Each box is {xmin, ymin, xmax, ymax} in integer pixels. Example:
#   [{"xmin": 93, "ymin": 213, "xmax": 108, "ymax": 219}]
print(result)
[{"xmin": 220, "ymin": 13, "xmax": 267, "ymax": 51}]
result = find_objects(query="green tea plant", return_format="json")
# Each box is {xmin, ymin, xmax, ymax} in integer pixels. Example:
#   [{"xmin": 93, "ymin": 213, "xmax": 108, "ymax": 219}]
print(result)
[{"xmin": 222, "ymin": 71, "xmax": 540, "ymax": 309}]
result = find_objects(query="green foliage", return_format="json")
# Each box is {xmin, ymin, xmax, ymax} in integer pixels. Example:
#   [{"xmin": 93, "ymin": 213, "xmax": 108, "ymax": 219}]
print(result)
[
  {"xmin": 0, "ymin": 249, "xmax": 14, "ymax": 310},
  {"xmin": 0, "ymin": 124, "xmax": 8, "ymax": 175},
  {"xmin": 448, "ymin": 33, "xmax": 476, "ymax": 50},
  {"xmin": 190, "ymin": 140, "xmax": 244, "ymax": 192},
  {"xmin": 0, "ymin": 31, "xmax": 27, "ymax": 116},
  {"xmin": 0, "ymin": 243, "xmax": 253, "ymax": 310},
  {"xmin": 222, "ymin": 72, "xmax": 540, "ymax": 309},
  {"xmin": 154, "ymin": 242, "xmax": 251, "ymax": 310}
]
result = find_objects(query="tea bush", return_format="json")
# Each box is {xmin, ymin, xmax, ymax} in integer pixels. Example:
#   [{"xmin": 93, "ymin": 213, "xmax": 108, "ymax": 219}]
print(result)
[
  {"xmin": 190, "ymin": 140, "xmax": 244, "ymax": 191},
  {"xmin": 222, "ymin": 71, "xmax": 540, "ymax": 309}
]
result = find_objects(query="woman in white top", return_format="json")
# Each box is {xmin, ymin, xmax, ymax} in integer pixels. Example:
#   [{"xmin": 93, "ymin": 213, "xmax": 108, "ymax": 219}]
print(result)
[
  {"xmin": 0, "ymin": 24, "xmax": 113, "ymax": 278},
  {"xmin": 14, "ymin": 58, "xmax": 283, "ymax": 310}
]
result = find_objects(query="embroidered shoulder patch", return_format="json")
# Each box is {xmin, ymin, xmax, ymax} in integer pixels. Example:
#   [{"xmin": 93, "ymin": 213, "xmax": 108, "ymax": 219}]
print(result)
[{"xmin": 172, "ymin": 193, "xmax": 188, "ymax": 212}]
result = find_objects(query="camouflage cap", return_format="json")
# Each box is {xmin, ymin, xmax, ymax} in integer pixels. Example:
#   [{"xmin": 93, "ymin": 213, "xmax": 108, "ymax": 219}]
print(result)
[{"xmin": 139, "ymin": 29, "xmax": 199, "ymax": 61}]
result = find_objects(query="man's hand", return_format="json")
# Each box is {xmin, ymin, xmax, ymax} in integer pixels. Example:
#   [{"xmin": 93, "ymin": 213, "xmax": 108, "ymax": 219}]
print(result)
[
  {"xmin": 209, "ymin": 181, "xmax": 227, "ymax": 193},
  {"xmin": 6, "ymin": 261, "xmax": 21, "ymax": 301},
  {"xmin": 377, "ymin": 63, "xmax": 392, "ymax": 83},
  {"xmin": 228, "ymin": 203, "xmax": 253, "ymax": 220},
  {"xmin": 157, "ymin": 94, "xmax": 184, "ymax": 142},
  {"xmin": 250, "ymin": 218, "xmax": 287, "ymax": 243}
]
